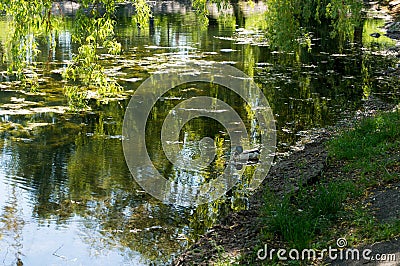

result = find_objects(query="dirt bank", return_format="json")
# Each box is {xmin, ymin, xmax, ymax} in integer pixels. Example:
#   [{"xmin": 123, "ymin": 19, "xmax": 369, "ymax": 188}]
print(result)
[{"xmin": 174, "ymin": 95, "xmax": 398, "ymax": 265}]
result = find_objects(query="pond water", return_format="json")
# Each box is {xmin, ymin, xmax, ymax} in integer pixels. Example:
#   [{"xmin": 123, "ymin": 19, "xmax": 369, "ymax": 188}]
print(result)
[{"xmin": 0, "ymin": 1, "xmax": 399, "ymax": 265}]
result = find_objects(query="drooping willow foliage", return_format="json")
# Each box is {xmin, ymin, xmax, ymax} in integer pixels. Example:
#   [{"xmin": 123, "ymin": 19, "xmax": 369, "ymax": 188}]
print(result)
[
  {"xmin": 0, "ymin": 0, "xmax": 149, "ymax": 108},
  {"xmin": 264, "ymin": 0, "xmax": 362, "ymax": 51},
  {"xmin": 0, "ymin": 0, "xmax": 363, "ymax": 108},
  {"xmin": 63, "ymin": 1, "xmax": 123, "ymax": 108},
  {"xmin": 0, "ymin": 0, "xmax": 56, "ymax": 89}
]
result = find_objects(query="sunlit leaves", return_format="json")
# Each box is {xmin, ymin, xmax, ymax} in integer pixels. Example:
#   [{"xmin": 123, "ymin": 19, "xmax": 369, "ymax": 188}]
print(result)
[
  {"xmin": 265, "ymin": 0, "xmax": 302, "ymax": 51},
  {"xmin": 326, "ymin": 0, "xmax": 362, "ymax": 45},
  {"xmin": 132, "ymin": 0, "xmax": 152, "ymax": 28},
  {"xmin": 62, "ymin": 2, "xmax": 124, "ymax": 109},
  {"xmin": 1, "ymin": 0, "xmax": 129, "ymax": 108},
  {"xmin": 63, "ymin": 41, "xmax": 122, "ymax": 109},
  {"xmin": 0, "ymin": 0, "xmax": 55, "ymax": 90},
  {"xmin": 64, "ymin": 85, "xmax": 89, "ymax": 110}
]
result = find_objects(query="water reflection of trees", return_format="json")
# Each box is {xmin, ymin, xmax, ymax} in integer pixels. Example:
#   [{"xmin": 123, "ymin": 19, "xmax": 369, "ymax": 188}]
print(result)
[
  {"xmin": 0, "ymin": 78, "xmax": 271, "ymax": 262},
  {"xmin": 0, "ymin": 0, "xmax": 364, "ymax": 103},
  {"xmin": 0, "ymin": 185, "xmax": 25, "ymax": 265},
  {"xmin": 1, "ymin": 0, "xmax": 399, "ymax": 264},
  {"xmin": 0, "ymin": 110, "xmax": 191, "ymax": 263}
]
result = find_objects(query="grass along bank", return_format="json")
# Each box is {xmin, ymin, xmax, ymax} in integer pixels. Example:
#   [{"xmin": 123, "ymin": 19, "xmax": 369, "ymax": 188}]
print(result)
[
  {"xmin": 240, "ymin": 107, "xmax": 400, "ymax": 265},
  {"xmin": 174, "ymin": 103, "xmax": 400, "ymax": 266}
]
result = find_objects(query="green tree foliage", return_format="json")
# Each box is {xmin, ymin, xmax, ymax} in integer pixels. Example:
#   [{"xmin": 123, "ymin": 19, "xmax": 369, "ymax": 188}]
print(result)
[
  {"xmin": 326, "ymin": 0, "xmax": 362, "ymax": 44},
  {"xmin": 0, "ymin": 0, "xmax": 56, "ymax": 89},
  {"xmin": 265, "ymin": 0, "xmax": 362, "ymax": 50},
  {"xmin": 0, "ymin": 0, "xmax": 149, "ymax": 108},
  {"xmin": 63, "ymin": 2, "xmax": 123, "ymax": 108}
]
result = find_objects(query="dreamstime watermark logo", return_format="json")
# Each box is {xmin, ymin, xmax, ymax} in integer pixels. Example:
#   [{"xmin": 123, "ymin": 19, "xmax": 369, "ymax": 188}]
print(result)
[
  {"xmin": 257, "ymin": 238, "xmax": 397, "ymax": 262},
  {"xmin": 122, "ymin": 62, "xmax": 276, "ymax": 207}
]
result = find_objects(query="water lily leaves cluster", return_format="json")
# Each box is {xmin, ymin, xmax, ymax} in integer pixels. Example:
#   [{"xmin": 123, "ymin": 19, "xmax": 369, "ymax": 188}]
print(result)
[{"xmin": 0, "ymin": 0, "xmax": 363, "ymax": 108}]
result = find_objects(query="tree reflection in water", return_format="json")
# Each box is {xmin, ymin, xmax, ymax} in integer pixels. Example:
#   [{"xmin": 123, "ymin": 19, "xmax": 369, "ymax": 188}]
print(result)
[{"xmin": 0, "ymin": 0, "xmax": 399, "ymax": 264}]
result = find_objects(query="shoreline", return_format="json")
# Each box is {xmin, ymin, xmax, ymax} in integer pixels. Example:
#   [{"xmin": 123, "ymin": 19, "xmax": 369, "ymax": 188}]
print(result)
[
  {"xmin": 174, "ymin": 3, "xmax": 400, "ymax": 263},
  {"xmin": 174, "ymin": 96, "xmax": 398, "ymax": 265}
]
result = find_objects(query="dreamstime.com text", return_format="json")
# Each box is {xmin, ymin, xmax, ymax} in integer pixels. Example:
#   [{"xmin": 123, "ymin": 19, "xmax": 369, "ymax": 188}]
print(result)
[{"xmin": 257, "ymin": 238, "xmax": 397, "ymax": 262}]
